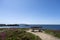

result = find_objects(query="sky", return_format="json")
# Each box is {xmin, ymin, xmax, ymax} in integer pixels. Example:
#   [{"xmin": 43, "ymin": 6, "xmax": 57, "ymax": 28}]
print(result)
[{"xmin": 0, "ymin": 0, "xmax": 60, "ymax": 24}]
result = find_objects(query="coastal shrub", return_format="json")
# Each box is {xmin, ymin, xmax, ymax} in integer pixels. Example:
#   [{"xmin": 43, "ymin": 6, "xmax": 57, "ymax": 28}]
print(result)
[{"xmin": 0, "ymin": 29, "xmax": 41, "ymax": 40}]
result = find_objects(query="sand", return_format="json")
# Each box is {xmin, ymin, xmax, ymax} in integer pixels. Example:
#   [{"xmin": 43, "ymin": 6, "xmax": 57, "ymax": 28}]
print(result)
[{"xmin": 27, "ymin": 29, "xmax": 60, "ymax": 40}]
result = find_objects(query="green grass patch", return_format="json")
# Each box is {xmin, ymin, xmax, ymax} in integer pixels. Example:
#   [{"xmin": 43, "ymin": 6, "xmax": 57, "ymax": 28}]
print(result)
[
  {"xmin": 0, "ymin": 28, "xmax": 41, "ymax": 40},
  {"xmin": 44, "ymin": 30, "xmax": 60, "ymax": 38}
]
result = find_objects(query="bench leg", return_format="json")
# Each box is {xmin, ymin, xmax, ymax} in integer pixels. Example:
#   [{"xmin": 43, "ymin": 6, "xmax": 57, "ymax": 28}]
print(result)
[{"xmin": 39, "ymin": 30, "xmax": 41, "ymax": 32}]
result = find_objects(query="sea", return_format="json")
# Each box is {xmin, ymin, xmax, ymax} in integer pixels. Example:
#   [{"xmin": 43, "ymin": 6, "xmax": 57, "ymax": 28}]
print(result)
[{"xmin": 0, "ymin": 25, "xmax": 60, "ymax": 30}]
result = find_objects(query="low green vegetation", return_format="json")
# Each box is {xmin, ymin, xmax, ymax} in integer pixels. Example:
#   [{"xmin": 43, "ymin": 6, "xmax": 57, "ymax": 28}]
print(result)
[
  {"xmin": 18, "ymin": 28, "xmax": 29, "ymax": 31},
  {"xmin": 44, "ymin": 30, "xmax": 60, "ymax": 38},
  {"xmin": 0, "ymin": 28, "xmax": 41, "ymax": 40}
]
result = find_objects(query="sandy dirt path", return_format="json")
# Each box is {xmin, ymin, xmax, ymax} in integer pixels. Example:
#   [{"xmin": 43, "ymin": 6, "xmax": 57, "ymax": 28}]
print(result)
[{"xmin": 27, "ymin": 29, "xmax": 60, "ymax": 40}]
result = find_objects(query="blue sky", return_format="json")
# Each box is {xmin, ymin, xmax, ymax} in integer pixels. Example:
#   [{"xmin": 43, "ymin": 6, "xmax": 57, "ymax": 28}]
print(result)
[{"xmin": 0, "ymin": 0, "xmax": 60, "ymax": 24}]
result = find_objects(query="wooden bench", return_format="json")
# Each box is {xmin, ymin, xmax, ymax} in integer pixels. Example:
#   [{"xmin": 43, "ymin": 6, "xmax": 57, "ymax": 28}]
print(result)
[{"xmin": 31, "ymin": 26, "xmax": 42, "ymax": 32}]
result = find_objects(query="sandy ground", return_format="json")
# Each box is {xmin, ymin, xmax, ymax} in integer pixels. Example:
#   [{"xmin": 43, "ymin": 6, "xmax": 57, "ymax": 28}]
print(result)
[{"xmin": 27, "ymin": 29, "xmax": 60, "ymax": 40}]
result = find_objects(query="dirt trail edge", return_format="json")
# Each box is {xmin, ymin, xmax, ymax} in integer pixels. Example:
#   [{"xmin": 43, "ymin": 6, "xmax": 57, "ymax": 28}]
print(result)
[{"xmin": 27, "ymin": 29, "xmax": 60, "ymax": 40}]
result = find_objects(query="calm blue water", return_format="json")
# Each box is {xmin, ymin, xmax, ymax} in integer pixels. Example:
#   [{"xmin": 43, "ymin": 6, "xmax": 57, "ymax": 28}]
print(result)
[
  {"xmin": 42, "ymin": 25, "xmax": 60, "ymax": 30},
  {"xmin": 0, "ymin": 25, "xmax": 60, "ymax": 30}
]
